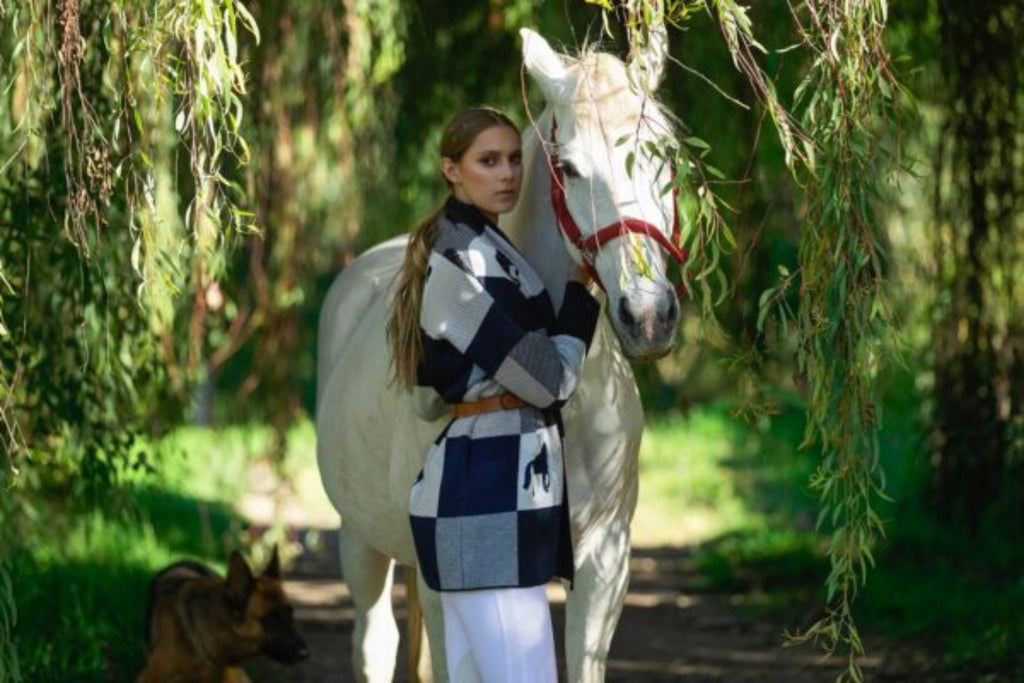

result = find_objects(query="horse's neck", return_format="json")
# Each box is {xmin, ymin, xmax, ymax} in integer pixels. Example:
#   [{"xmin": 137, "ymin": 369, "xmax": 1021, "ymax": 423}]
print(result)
[{"xmin": 501, "ymin": 111, "xmax": 574, "ymax": 310}]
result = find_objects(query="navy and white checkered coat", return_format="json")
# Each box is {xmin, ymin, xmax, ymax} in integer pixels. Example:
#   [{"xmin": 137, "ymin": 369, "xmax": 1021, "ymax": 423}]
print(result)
[{"xmin": 409, "ymin": 197, "xmax": 600, "ymax": 591}]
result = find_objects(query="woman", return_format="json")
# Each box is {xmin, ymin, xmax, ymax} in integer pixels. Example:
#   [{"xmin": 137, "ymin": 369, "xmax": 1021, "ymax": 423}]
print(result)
[{"xmin": 387, "ymin": 106, "xmax": 599, "ymax": 682}]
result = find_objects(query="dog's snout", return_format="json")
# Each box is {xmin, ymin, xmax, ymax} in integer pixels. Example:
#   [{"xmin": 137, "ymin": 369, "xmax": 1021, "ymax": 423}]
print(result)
[{"xmin": 265, "ymin": 631, "xmax": 310, "ymax": 664}]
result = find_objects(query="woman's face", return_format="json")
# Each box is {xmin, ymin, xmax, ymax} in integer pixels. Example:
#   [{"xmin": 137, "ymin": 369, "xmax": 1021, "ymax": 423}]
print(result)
[{"xmin": 442, "ymin": 125, "xmax": 523, "ymax": 222}]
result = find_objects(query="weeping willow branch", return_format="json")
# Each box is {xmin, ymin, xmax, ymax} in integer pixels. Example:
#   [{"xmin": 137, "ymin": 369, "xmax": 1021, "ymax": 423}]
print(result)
[
  {"xmin": 781, "ymin": 2, "xmax": 898, "ymax": 679},
  {"xmin": 707, "ymin": 0, "xmax": 811, "ymax": 169},
  {"xmin": 0, "ymin": 2, "xmax": 261, "ymax": 670},
  {"xmin": 165, "ymin": 0, "xmax": 260, "ymax": 272},
  {"xmin": 586, "ymin": 0, "xmax": 900, "ymax": 679}
]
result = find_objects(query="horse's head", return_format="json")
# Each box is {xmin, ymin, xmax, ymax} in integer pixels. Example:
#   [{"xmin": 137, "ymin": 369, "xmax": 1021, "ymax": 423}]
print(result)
[{"xmin": 521, "ymin": 28, "xmax": 682, "ymax": 360}]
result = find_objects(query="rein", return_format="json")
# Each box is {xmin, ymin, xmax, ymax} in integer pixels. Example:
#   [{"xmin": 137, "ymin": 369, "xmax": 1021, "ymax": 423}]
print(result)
[{"xmin": 546, "ymin": 116, "xmax": 688, "ymax": 297}]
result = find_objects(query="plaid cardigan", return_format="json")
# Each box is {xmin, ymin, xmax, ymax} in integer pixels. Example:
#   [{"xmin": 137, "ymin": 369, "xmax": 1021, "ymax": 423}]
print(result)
[{"xmin": 409, "ymin": 197, "xmax": 600, "ymax": 591}]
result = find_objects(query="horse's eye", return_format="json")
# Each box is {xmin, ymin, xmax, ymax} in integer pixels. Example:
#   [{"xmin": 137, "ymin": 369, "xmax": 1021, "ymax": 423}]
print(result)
[{"xmin": 558, "ymin": 160, "xmax": 581, "ymax": 179}]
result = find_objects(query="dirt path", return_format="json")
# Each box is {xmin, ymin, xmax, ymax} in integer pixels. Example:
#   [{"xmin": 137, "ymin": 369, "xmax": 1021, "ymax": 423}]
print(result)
[
  {"xmin": 245, "ymin": 525, "xmax": 915, "ymax": 683},
  {"xmin": 234, "ymin": 460, "xmax": 933, "ymax": 681}
]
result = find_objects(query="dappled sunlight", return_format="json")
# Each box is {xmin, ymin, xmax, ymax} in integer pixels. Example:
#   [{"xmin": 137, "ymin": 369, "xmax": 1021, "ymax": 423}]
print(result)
[
  {"xmin": 143, "ymin": 419, "xmax": 341, "ymax": 532},
  {"xmin": 632, "ymin": 410, "xmax": 752, "ymax": 547},
  {"xmin": 632, "ymin": 504, "xmax": 727, "ymax": 547}
]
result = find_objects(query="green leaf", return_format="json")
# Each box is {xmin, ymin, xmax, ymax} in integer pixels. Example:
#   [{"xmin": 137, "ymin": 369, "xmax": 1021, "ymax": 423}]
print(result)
[
  {"xmin": 756, "ymin": 287, "xmax": 775, "ymax": 332},
  {"xmin": 683, "ymin": 136, "xmax": 711, "ymax": 150},
  {"xmin": 720, "ymin": 222, "xmax": 737, "ymax": 249},
  {"xmin": 705, "ymin": 164, "xmax": 726, "ymax": 180}
]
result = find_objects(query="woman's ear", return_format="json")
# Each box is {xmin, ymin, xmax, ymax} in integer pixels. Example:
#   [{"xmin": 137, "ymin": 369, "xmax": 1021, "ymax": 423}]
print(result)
[{"xmin": 441, "ymin": 157, "xmax": 460, "ymax": 186}]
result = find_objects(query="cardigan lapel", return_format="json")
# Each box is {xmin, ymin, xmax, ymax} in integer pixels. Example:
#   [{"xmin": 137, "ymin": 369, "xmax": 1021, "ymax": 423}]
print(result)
[{"xmin": 444, "ymin": 196, "xmax": 546, "ymax": 300}]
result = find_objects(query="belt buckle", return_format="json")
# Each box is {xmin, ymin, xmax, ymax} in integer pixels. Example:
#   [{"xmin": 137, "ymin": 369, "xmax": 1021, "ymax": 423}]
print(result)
[{"xmin": 499, "ymin": 394, "xmax": 518, "ymax": 410}]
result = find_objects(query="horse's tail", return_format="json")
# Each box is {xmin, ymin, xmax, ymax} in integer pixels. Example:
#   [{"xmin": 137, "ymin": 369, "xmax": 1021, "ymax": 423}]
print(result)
[{"xmin": 406, "ymin": 568, "xmax": 426, "ymax": 682}]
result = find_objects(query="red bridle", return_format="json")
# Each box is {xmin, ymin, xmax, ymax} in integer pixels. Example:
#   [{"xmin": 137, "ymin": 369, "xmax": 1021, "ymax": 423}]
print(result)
[{"xmin": 547, "ymin": 116, "xmax": 688, "ymax": 298}]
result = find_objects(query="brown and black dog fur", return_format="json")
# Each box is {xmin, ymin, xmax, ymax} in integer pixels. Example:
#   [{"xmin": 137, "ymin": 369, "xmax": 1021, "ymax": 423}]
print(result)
[{"xmin": 137, "ymin": 547, "xmax": 309, "ymax": 683}]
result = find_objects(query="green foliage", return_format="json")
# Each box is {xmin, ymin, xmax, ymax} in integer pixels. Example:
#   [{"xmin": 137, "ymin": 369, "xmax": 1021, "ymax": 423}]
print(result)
[
  {"xmin": 923, "ymin": 0, "xmax": 1024, "ymax": 531},
  {"xmin": 645, "ymin": 379, "xmax": 1023, "ymax": 676},
  {"xmin": 200, "ymin": 0, "xmax": 411, "ymax": 442},
  {"xmin": 858, "ymin": 511, "xmax": 1024, "ymax": 673},
  {"xmin": 594, "ymin": 1, "xmax": 902, "ymax": 678},
  {"xmin": 8, "ymin": 420, "xmax": 323, "ymax": 681},
  {"xmin": 0, "ymin": 3, "xmax": 259, "ymax": 677},
  {"xmin": 635, "ymin": 409, "xmax": 749, "ymax": 544},
  {"xmin": 781, "ymin": 2, "xmax": 899, "ymax": 679},
  {"xmin": 0, "ymin": 0, "xmax": 259, "ymax": 479},
  {"xmin": 0, "ymin": 556, "xmax": 18, "ymax": 683}
]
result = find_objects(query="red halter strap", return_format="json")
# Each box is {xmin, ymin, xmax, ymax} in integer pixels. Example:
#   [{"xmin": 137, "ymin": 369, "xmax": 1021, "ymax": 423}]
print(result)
[{"xmin": 547, "ymin": 116, "xmax": 688, "ymax": 297}]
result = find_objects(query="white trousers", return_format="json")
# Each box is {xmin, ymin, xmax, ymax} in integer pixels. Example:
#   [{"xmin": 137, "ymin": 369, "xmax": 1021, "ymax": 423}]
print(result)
[{"xmin": 440, "ymin": 585, "xmax": 557, "ymax": 683}]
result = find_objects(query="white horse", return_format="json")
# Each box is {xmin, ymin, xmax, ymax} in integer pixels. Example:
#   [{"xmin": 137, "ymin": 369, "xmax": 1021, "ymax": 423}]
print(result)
[{"xmin": 316, "ymin": 28, "xmax": 681, "ymax": 682}]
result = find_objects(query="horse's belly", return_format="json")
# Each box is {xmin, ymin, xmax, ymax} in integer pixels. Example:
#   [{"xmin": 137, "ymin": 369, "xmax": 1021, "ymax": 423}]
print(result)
[{"xmin": 315, "ymin": 248, "xmax": 443, "ymax": 565}]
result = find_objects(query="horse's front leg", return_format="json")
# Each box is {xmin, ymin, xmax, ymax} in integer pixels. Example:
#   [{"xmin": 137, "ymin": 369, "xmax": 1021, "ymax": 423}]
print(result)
[{"xmin": 564, "ymin": 514, "xmax": 631, "ymax": 682}]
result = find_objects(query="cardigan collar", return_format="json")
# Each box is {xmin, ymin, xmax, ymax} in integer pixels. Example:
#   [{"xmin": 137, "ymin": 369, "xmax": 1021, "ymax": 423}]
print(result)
[
  {"xmin": 444, "ymin": 196, "xmax": 500, "ymax": 234},
  {"xmin": 443, "ymin": 195, "xmax": 519, "ymax": 250}
]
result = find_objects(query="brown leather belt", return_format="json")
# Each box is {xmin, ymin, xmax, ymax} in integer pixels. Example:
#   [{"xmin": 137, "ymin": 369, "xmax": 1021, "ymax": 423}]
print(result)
[{"xmin": 452, "ymin": 393, "xmax": 527, "ymax": 418}]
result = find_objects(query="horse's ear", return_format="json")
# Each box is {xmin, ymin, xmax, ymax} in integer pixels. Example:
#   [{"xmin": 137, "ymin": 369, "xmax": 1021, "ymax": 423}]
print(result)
[
  {"xmin": 521, "ymin": 28, "xmax": 574, "ymax": 104},
  {"xmin": 628, "ymin": 23, "xmax": 668, "ymax": 92}
]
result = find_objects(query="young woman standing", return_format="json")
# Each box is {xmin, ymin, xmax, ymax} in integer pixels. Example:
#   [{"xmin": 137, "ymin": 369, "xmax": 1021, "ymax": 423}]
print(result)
[{"xmin": 388, "ymin": 106, "xmax": 599, "ymax": 682}]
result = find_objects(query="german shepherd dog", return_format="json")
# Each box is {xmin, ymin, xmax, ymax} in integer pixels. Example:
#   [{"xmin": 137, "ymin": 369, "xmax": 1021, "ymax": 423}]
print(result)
[{"xmin": 137, "ymin": 547, "xmax": 309, "ymax": 682}]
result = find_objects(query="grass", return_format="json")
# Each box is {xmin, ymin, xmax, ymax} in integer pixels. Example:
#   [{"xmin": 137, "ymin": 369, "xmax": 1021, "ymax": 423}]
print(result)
[
  {"xmin": 7, "ymin": 420, "xmax": 329, "ymax": 682},
  {"xmin": 7, "ymin": 387, "xmax": 1024, "ymax": 679},
  {"xmin": 632, "ymin": 407, "xmax": 750, "ymax": 546},
  {"xmin": 632, "ymin": 380, "xmax": 1024, "ymax": 677},
  {"xmin": 634, "ymin": 399, "xmax": 829, "ymax": 625},
  {"xmin": 856, "ymin": 505, "xmax": 1024, "ymax": 674}
]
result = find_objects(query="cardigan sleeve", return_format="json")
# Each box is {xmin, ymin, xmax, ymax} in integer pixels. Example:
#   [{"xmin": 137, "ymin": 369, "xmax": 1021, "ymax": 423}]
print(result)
[{"xmin": 420, "ymin": 249, "xmax": 600, "ymax": 409}]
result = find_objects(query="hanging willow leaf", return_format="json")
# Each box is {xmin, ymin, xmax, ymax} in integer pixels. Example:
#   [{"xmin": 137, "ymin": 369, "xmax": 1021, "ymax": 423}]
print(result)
[{"xmin": 589, "ymin": 3, "xmax": 901, "ymax": 679}]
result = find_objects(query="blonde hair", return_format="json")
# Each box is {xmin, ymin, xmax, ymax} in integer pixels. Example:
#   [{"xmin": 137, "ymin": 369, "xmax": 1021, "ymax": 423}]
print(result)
[{"xmin": 387, "ymin": 106, "xmax": 519, "ymax": 389}]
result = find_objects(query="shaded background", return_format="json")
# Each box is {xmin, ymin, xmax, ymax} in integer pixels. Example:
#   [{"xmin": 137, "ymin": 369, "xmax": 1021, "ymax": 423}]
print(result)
[{"xmin": 0, "ymin": 0, "xmax": 1021, "ymax": 680}]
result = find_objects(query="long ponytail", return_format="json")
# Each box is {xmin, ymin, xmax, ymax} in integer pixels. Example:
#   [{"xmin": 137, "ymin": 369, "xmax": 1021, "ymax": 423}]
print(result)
[{"xmin": 387, "ymin": 207, "xmax": 442, "ymax": 389}]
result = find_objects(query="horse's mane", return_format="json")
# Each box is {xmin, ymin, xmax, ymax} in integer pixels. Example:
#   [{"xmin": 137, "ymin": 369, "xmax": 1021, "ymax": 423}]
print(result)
[{"xmin": 563, "ymin": 43, "xmax": 678, "ymax": 140}]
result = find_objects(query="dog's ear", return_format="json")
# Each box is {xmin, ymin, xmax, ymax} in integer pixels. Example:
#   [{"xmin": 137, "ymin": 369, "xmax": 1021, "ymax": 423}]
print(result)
[
  {"xmin": 224, "ymin": 551, "xmax": 254, "ymax": 618},
  {"xmin": 264, "ymin": 544, "xmax": 281, "ymax": 579}
]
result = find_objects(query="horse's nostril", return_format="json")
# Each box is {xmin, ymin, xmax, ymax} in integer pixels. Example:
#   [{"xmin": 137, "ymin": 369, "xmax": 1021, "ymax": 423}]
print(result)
[
  {"xmin": 618, "ymin": 297, "xmax": 636, "ymax": 328},
  {"xmin": 661, "ymin": 294, "xmax": 678, "ymax": 323}
]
